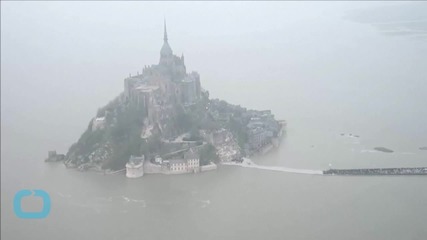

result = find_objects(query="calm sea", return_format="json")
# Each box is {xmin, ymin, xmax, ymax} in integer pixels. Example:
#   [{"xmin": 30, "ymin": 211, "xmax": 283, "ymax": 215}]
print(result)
[{"xmin": 2, "ymin": 2, "xmax": 427, "ymax": 240}]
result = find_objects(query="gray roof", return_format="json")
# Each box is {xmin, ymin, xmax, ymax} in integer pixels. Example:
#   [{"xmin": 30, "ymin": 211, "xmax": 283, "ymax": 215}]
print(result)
[{"xmin": 168, "ymin": 159, "xmax": 186, "ymax": 164}]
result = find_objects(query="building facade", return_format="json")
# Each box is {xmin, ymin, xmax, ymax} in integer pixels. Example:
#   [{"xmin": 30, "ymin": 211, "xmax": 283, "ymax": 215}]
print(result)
[{"xmin": 184, "ymin": 148, "xmax": 200, "ymax": 173}]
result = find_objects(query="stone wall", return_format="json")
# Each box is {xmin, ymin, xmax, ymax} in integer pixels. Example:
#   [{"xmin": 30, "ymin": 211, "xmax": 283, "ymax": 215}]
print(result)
[{"xmin": 201, "ymin": 162, "xmax": 217, "ymax": 172}]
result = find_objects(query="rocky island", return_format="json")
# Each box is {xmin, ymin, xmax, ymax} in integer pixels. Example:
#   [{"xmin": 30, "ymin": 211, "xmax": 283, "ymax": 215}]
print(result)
[{"xmin": 59, "ymin": 22, "xmax": 285, "ymax": 177}]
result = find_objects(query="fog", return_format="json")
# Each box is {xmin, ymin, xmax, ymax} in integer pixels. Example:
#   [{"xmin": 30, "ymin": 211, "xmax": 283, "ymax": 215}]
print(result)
[
  {"xmin": 4, "ymin": 1, "xmax": 426, "ymax": 161},
  {"xmin": 2, "ymin": 2, "xmax": 427, "ymax": 240}
]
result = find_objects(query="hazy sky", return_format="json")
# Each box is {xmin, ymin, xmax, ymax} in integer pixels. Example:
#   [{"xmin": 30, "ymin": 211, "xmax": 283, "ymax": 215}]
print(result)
[
  {"xmin": 2, "ymin": 1, "xmax": 426, "ymax": 160},
  {"xmin": 2, "ymin": 4, "xmax": 427, "ymax": 240}
]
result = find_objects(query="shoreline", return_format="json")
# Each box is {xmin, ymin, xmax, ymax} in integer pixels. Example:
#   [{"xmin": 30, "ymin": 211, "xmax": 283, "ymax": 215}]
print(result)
[{"xmin": 53, "ymin": 121, "xmax": 287, "ymax": 177}]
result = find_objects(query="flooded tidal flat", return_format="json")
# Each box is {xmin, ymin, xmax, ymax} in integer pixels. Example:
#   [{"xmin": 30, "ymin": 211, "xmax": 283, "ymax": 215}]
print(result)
[
  {"xmin": 344, "ymin": 2, "xmax": 427, "ymax": 38},
  {"xmin": 2, "ymin": 2, "xmax": 427, "ymax": 240},
  {"xmin": 374, "ymin": 21, "xmax": 427, "ymax": 38}
]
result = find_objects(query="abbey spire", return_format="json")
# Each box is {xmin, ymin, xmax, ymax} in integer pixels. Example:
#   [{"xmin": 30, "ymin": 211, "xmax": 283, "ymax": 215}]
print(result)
[
  {"xmin": 157, "ymin": 20, "xmax": 186, "ymax": 79},
  {"xmin": 160, "ymin": 19, "xmax": 173, "ymax": 63},
  {"xmin": 163, "ymin": 18, "xmax": 168, "ymax": 42}
]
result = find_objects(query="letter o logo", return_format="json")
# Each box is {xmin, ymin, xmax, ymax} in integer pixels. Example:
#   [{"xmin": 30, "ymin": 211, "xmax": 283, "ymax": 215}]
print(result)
[{"xmin": 13, "ymin": 189, "xmax": 51, "ymax": 219}]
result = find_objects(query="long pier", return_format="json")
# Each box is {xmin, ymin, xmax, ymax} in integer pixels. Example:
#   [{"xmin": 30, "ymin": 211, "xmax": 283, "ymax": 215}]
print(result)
[{"xmin": 324, "ymin": 167, "xmax": 427, "ymax": 175}]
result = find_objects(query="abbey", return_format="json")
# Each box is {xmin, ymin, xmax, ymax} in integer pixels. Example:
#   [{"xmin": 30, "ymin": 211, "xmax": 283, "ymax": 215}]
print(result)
[
  {"xmin": 122, "ymin": 21, "xmax": 202, "ymax": 139},
  {"xmin": 62, "ymin": 21, "xmax": 284, "ymax": 174}
]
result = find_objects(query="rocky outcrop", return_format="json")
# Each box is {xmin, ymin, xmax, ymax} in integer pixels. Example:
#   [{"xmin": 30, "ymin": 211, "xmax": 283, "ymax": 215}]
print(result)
[
  {"xmin": 374, "ymin": 147, "xmax": 394, "ymax": 153},
  {"xmin": 65, "ymin": 142, "xmax": 113, "ymax": 170},
  {"xmin": 216, "ymin": 139, "xmax": 241, "ymax": 162}
]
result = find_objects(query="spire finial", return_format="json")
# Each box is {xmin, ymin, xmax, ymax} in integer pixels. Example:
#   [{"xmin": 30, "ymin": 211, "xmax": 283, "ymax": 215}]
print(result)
[{"xmin": 163, "ymin": 18, "xmax": 168, "ymax": 42}]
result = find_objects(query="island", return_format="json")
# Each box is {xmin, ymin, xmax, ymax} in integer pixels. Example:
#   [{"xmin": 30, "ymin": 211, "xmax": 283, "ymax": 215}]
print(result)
[{"xmin": 54, "ymin": 22, "xmax": 285, "ymax": 177}]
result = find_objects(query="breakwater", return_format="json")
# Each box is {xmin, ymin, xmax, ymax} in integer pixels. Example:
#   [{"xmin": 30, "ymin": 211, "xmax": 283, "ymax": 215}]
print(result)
[{"xmin": 324, "ymin": 167, "xmax": 427, "ymax": 175}]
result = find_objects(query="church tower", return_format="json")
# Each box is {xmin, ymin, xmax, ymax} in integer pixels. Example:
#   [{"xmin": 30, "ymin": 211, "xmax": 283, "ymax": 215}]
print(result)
[
  {"xmin": 158, "ymin": 19, "xmax": 187, "ymax": 81},
  {"xmin": 159, "ymin": 19, "xmax": 173, "ymax": 65}
]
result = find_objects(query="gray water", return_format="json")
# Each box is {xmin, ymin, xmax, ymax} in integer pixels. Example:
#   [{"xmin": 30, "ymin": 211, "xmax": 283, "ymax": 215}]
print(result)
[{"xmin": 1, "ymin": 2, "xmax": 427, "ymax": 240}]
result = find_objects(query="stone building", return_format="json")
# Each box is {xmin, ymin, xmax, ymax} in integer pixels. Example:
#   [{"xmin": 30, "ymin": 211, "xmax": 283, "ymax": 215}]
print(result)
[
  {"xmin": 168, "ymin": 159, "xmax": 188, "ymax": 173},
  {"xmin": 160, "ymin": 148, "xmax": 200, "ymax": 174},
  {"xmin": 45, "ymin": 150, "xmax": 65, "ymax": 162},
  {"xmin": 123, "ymin": 20, "xmax": 201, "ymax": 118},
  {"xmin": 181, "ymin": 72, "xmax": 201, "ymax": 105},
  {"xmin": 184, "ymin": 148, "xmax": 200, "ymax": 173},
  {"xmin": 126, "ymin": 155, "xmax": 145, "ymax": 178}
]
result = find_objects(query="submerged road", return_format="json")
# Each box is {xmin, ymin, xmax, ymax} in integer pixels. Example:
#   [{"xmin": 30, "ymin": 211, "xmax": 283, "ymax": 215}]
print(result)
[
  {"xmin": 222, "ymin": 158, "xmax": 427, "ymax": 176},
  {"xmin": 221, "ymin": 158, "xmax": 324, "ymax": 175}
]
